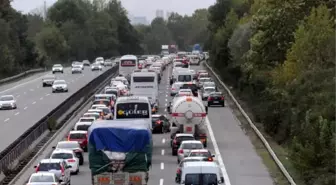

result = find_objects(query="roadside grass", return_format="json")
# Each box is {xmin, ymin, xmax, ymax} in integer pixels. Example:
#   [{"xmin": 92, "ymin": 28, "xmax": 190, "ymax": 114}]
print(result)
[{"xmin": 203, "ymin": 62, "xmax": 305, "ymax": 185}]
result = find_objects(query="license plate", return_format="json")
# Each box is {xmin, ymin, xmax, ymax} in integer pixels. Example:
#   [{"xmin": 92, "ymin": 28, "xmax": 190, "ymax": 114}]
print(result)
[{"xmin": 213, "ymin": 101, "xmax": 219, "ymax": 103}]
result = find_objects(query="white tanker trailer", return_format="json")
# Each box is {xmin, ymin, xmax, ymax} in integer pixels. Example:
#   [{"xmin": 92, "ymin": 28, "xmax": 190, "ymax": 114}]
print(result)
[{"xmin": 167, "ymin": 96, "xmax": 208, "ymax": 147}]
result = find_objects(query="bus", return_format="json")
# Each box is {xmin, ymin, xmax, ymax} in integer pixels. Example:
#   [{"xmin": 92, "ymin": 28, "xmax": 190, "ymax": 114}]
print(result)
[
  {"xmin": 119, "ymin": 55, "xmax": 138, "ymax": 81},
  {"xmin": 130, "ymin": 69, "xmax": 158, "ymax": 98},
  {"xmin": 114, "ymin": 96, "xmax": 152, "ymax": 130}
]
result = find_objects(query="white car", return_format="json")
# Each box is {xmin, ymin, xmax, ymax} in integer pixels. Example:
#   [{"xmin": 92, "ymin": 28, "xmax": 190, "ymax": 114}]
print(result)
[
  {"xmin": 178, "ymin": 89, "xmax": 193, "ymax": 96},
  {"xmin": 52, "ymin": 80, "xmax": 68, "ymax": 93},
  {"xmin": 27, "ymin": 172, "xmax": 62, "ymax": 185},
  {"xmin": 104, "ymin": 59, "xmax": 113, "ymax": 66},
  {"xmin": 71, "ymin": 65, "xmax": 82, "ymax": 74},
  {"xmin": 74, "ymin": 121, "xmax": 92, "ymax": 131},
  {"xmin": 53, "ymin": 141, "xmax": 84, "ymax": 167},
  {"xmin": 0, "ymin": 95, "xmax": 17, "ymax": 110},
  {"xmin": 95, "ymin": 57, "xmax": 104, "ymax": 65},
  {"xmin": 83, "ymin": 112, "xmax": 100, "ymax": 119},
  {"xmin": 52, "ymin": 64, "xmax": 64, "ymax": 74},
  {"xmin": 91, "ymin": 63, "xmax": 102, "ymax": 71},
  {"xmin": 50, "ymin": 149, "xmax": 80, "ymax": 174},
  {"xmin": 34, "ymin": 159, "xmax": 71, "ymax": 184}
]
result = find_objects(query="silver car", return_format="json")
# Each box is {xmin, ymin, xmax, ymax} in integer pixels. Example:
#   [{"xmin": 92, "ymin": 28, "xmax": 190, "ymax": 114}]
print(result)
[
  {"xmin": 0, "ymin": 95, "xmax": 17, "ymax": 110},
  {"xmin": 52, "ymin": 80, "xmax": 68, "ymax": 93},
  {"xmin": 170, "ymin": 82, "xmax": 184, "ymax": 96},
  {"xmin": 27, "ymin": 172, "xmax": 62, "ymax": 185},
  {"xmin": 177, "ymin": 140, "xmax": 204, "ymax": 163},
  {"xmin": 34, "ymin": 159, "xmax": 71, "ymax": 185},
  {"xmin": 91, "ymin": 63, "xmax": 102, "ymax": 71},
  {"xmin": 104, "ymin": 59, "xmax": 113, "ymax": 66},
  {"xmin": 197, "ymin": 77, "xmax": 212, "ymax": 88},
  {"xmin": 42, "ymin": 75, "xmax": 56, "ymax": 87},
  {"xmin": 201, "ymin": 86, "xmax": 216, "ymax": 100},
  {"xmin": 203, "ymin": 81, "xmax": 216, "ymax": 89},
  {"xmin": 71, "ymin": 65, "xmax": 82, "ymax": 74},
  {"xmin": 52, "ymin": 64, "xmax": 64, "ymax": 74}
]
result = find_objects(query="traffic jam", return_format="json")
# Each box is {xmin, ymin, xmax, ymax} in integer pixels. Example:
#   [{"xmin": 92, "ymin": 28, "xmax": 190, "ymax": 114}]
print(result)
[{"xmin": 25, "ymin": 52, "xmax": 227, "ymax": 185}]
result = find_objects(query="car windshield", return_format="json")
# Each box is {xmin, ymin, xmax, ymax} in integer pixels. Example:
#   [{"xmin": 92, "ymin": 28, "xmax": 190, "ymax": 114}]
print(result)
[
  {"xmin": 53, "ymin": 81, "xmax": 65, "ymax": 85},
  {"xmin": 69, "ymin": 133, "xmax": 86, "ymax": 139},
  {"xmin": 182, "ymin": 143, "xmax": 204, "ymax": 149},
  {"xmin": 30, "ymin": 175, "xmax": 54, "ymax": 182},
  {"xmin": 99, "ymin": 108, "xmax": 111, "ymax": 114},
  {"xmin": 93, "ymin": 63, "xmax": 100, "ymax": 66},
  {"xmin": 37, "ymin": 163, "xmax": 61, "ymax": 171},
  {"xmin": 177, "ymin": 136, "xmax": 195, "ymax": 142},
  {"xmin": 200, "ymin": 78, "xmax": 210, "ymax": 82},
  {"xmin": 51, "ymin": 153, "xmax": 73, "ymax": 159},
  {"xmin": 185, "ymin": 174, "xmax": 218, "ymax": 185},
  {"xmin": 53, "ymin": 65, "xmax": 62, "ymax": 67},
  {"xmin": 0, "ymin": 96, "xmax": 13, "ymax": 101},
  {"xmin": 57, "ymin": 142, "xmax": 78, "ymax": 149}
]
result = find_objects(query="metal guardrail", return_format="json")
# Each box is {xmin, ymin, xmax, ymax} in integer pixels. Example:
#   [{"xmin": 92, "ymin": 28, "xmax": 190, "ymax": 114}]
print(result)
[
  {"xmin": 0, "ymin": 66, "xmax": 118, "ymax": 174},
  {"xmin": 0, "ymin": 68, "xmax": 45, "ymax": 85},
  {"xmin": 203, "ymin": 61, "xmax": 296, "ymax": 185}
]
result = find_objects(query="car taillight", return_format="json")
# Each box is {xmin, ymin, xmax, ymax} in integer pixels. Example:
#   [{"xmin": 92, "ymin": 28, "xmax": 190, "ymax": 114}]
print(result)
[
  {"xmin": 35, "ymin": 165, "xmax": 39, "ymax": 172},
  {"xmin": 178, "ymin": 149, "xmax": 183, "ymax": 154},
  {"xmin": 173, "ymin": 139, "xmax": 177, "ymax": 145},
  {"xmin": 221, "ymin": 97, "xmax": 224, "ymax": 100},
  {"xmin": 171, "ymin": 88, "xmax": 176, "ymax": 90},
  {"xmin": 156, "ymin": 120, "xmax": 161, "ymax": 125},
  {"xmin": 208, "ymin": 97, "xmax": 213, "ymax": 101},
  {"xmin": 177, "ymin": 168, "xmax": 181, "ymax": 174},
  {"xmin": 208, "ymin": 157, "xmax": 213, "ymax": 161},
  {"xmin": 68, "ymin": 159, "xmax": 76, "ymax": 162}
]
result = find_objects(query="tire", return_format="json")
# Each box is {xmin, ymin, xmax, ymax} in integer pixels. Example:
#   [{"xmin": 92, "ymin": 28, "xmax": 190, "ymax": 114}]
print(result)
[
  {"xmin": 177, "ymin": 159, "xmax": 180, "ymax": 164},
  {"xmin": 42, "ymin": 84, "xmax": 45, "ymax": 87},
  {"xmin": 172, "ymin": 149, "xmax": 177, "ymax": 156},
  {"xmin": 204, "ymin": 141, "xmax": 207, "ymax": 148},
  {"xmin": 208, "ymin": 102, "xmax": 211, "ymax": 107},
  {"xmin": 79, "ymin": 158, "xmax": 84, "ymax": 165},
  {"xmin": 222, "ymin": 102, "xmax": 225, "ymax": 107},
  {"xmin": 52, "ymin": 72, "xmax": 55, "ymax": 74}
]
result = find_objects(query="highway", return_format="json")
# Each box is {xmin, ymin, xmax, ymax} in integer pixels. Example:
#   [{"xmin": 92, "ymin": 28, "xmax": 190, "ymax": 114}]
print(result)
[
  {"xmin": 0, "ymin": 66, "xmax": 111, "ymax": 152},
  {"xmin": 70, "ymin": 62, "xmax": 274, "ymax": 185}
]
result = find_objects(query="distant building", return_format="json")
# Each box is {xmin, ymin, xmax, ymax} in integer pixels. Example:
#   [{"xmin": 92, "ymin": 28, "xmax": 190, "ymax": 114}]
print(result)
[
  {"xmin": 131, "ymin": 16, "xmax": 148, "ymax": 25},
  {"xmin": 166, "ymin": 11, "xmax": 172, "ymax": 20},
  {"xmin": 155, "ymin": 9, "xmax": 164, "ymax": 18}
]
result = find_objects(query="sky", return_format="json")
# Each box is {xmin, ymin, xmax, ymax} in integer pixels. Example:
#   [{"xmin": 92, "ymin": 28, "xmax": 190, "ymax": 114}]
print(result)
[{"xmin": 11, "ymin": 0, "xmax": 216, "ymax": 21}]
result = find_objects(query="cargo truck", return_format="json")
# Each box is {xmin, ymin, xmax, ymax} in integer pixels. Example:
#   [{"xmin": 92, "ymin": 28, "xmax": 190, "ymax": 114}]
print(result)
[
  {"xmin": 166, "ymin": 96, "xmax": 208, "ymax": 147},
  {"xmin": 88, "ymin": 120, "xmax": 152, "ymax": 185}
]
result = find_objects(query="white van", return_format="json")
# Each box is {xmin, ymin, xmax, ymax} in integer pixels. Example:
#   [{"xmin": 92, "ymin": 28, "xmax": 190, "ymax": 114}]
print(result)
[
  {"xmin": 95, "ymin": 57, "xmax": 104, "ymax": 65},
  {"xmin": 179, "ymin": 162, "xmax": 224, "ymax": 184}
]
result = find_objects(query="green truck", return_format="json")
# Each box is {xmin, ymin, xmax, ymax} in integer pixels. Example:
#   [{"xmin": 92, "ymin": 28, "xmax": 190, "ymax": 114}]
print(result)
[{"xmin": 88, "ymin": 120, "xmax": 152, "ymax": 185}]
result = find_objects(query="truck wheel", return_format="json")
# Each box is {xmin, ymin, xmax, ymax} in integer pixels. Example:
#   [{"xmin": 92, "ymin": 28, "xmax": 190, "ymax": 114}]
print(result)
[{"xmin": 204, "ymin": 141, "xmax": 207, "ymax": 148}]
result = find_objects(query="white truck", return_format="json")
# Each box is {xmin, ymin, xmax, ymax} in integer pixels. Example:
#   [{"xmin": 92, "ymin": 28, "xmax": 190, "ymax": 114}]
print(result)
[{"xmin": 167, "ymin": 96, "xmax": 208, "ymax": 147}]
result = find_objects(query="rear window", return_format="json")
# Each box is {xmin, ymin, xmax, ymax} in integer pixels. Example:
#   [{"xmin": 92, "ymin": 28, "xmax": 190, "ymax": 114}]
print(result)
[
  {"xmin": 177, "ymin": 136, "xmax": 195, "ymax": 142},
  {"xmin": 80, "ymin": 118, "xmax": 94, "ymax": 122},
  {"xmin": 38, "ymin": 163, "xmax": 61, "ymax": 171},
  {"xmin": 189, "ymin": 152, "xmax": 211, "ymax": 158},
  {"xmin": 76, "ymin": 125, "xmax": 91, "ymax": 131},
  {"xmin": 181, "ymin": 84, "xmax": 198, "ymax": 91},
  {"xmin": 182, "ymin": 143, "xmax": 204, "ymax": 149},
  {"xmin": 51, "ymin": 153, "xmax": 73, "ymax": 159},
  {"xmin": 69, "ymin": 133, "xmax": 86, "ymax": 139},
  {"xmin": 185, "ymin": 174, "xmax": 218, "ymax": 185},
  {"xmin": 93, "ymin": 101, "xmax": 110, "ymax": 106},
  {"xmin": 30, "ymin": 175, "xmax": 54, "ymax": 182},
  {"xmin": 178, "ymin": 75, "xmax": 192, "ymax": 82}
]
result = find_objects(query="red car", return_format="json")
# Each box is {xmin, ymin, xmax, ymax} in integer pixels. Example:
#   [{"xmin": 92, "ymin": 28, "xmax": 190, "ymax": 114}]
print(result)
[{"xmin": 67, "ymin": 130, "xmax": 88, "ymax": 152}]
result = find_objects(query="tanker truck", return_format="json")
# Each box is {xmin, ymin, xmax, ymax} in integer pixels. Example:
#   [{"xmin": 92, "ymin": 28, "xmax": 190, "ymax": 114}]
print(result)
[
  {"xmin": 166, "ymin": 95, "xmax": 208, "ymax": 148},
  {"xmin": 88, "ymin": 119, "xmax": 152, "ymax": 185}
]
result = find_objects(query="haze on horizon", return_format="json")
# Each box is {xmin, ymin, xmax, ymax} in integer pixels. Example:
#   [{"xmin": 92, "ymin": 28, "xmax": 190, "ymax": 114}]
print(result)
[{"xmin": 11, "ymin": 0, "xmax": 215, "ymax": 21}]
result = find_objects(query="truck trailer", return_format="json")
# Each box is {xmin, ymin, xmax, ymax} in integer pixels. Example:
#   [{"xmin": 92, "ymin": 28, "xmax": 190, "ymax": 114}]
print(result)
[{"xmin": 88, "ymin": 120, "xmax": 152, "ymax": 185}]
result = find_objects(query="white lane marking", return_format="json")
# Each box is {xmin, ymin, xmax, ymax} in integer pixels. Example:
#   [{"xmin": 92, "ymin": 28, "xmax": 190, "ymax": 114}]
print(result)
[
  {"xmin": 165, "ymin": 94, "xmax": 168, "ymax": 97},
  {"xmin": 162, "ymin": 138, "xmax": 165, "ymax": 144},
  {"xmin": 161, "ymin": 149, "xmax": 165, "ymax": 156},
  {"xmin": 164, "ymin": 103, "xmax": 167, "ymax": 106},
  {"xmin": 0, "ymin": 73, "xmax": 48, "ymax": 94},
  {"xmin": 24, "ymin": 106, "xmax": 28, "ymax": 110},
  {"xmin": 160, "ymin": 162, "xmax": 164, "ymax": 170},
  {"xmin": 37, "ymin": 86, "xmax": 39, "ymax": 89},
  {"xmin": 4, "ymin": 118, "xmax": 9, "ymax": 122},
  {"xmin": 32, "ymin": 101, "xmax": 36, "ymax": 104},
  {"xmin": 15, "ymin": 112, "xmax": 20, "ymax": 115},
  {"xmin": 165, "ymin": 99, "xmax": 167, "ymax": 102},
  {"xmin": 30, "ymin": 89, "xmax": 34, "ymax": 91},
  {"xmin": 40, "ymin": 97, "xmax": 43, "ymax": 100},
  {"xmin": 16, "ymin": 95, "xmax": 20, "ymax": 98},
  {"xmin": 206, "ymin": 117, "xmax": 231, "ymax": 185},
  {"xmin": 159, "ymin": 179, "xmax": 164, "ymax": 185},
  {"xmin": 164, "ymin": 109, "xmax": 167, "ymax": 112},
  {"xmin": 24, "ymin": 92, "xmax": 26, "ymax": 94},
  {"xmin": 72, "ymin": 80, "xmax": 74, "ymax": 82},
  {"xmin": 46, "ymin": 94, "xmax": 50, "ymax": 96}
]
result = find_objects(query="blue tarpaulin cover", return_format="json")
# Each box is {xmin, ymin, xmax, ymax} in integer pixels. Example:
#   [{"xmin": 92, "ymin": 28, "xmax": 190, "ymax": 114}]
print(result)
[{"xmin": 88, "ymin": 120, "xmax": 151, "ymax": 153}]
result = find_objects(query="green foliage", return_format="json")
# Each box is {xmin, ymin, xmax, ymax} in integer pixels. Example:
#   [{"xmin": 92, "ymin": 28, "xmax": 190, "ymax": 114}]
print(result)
[
  {"xmin": 207, "ymin": 0, "xmax": 335, "ymax": 183},
  {"xmin": 0, "ymin": 0, "xmax": 142, "ymax": 79}
]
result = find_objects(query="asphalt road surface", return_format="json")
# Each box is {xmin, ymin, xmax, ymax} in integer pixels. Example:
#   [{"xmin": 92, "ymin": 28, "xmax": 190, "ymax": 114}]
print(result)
[
  {"xmin": 70, "ymin": 62, "xmax": 273, "ymax": 185},
  {"xmin": 0, "ymin": 66, "xmax": 111, "ymax": 151}
]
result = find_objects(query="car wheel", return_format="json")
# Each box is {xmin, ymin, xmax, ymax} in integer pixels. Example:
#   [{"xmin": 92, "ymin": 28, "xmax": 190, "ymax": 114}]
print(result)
[
  {"xmin": 222, "ymin": 102, "xmax": 225, "ymax": 107},
  {"xmin": 65, "ymin": 90, "xmax": 68, "ymax": 92},
  {"xmin": 208, "ymin": 102, "xmax": 211, "ymax": 107},
  {"xmin": 161, "ymin": 127, "xmax": 164, "ymax": 134},
  {"xmin": 204, "ymin": 141, "xmax": 207, "ymax": 148},
  {"xmin": 79, "ymin": 158, "xmax": 84, "ymax": 165},
  {"xmin": 52, "ymin": 72, "xmax": 55, "ymax": 74},
  {"xmin": 177, "ymin": 159, "xmax": 180, "ymax": 164},
  {"xmin": 42, "ymin": 84, "xmax": 46, "ymax": 87},
  {"xmin": 172, "ymin": 149, "xmax": 177, "ymax": 156}
]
